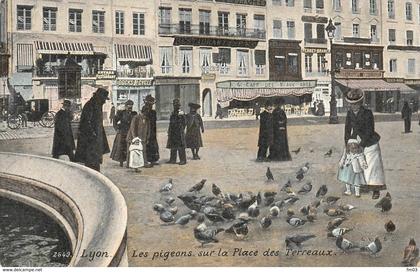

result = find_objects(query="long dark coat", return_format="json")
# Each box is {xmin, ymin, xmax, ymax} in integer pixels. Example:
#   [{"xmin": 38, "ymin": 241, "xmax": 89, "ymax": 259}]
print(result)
[
  {"xmin": 74, "ymin": 98, "xmax": 110, "ymax": 165},
  {"xmin": 258, "ymin": 111, "xmax": 274, "ymax": 147},
  {"xmin": 269, "ymin": 107, "xmax": 291, "ymax": 161},
  {"xmin": 345, "ymin": 106, "xmax": 380, "ymax": 148},
  {"xmin": 144, "ymin": 109, "xmax": 160, "ymax": 162},
  {"xmin": 110, "ymin": 110, "xmax": 137, "ymax": 162},
  {"xmin": 52, "ymin": 109, "xmax": 75, "ymax": 157},
  {"xmin": 185, "ymin": 112, "xmax": 204, "ymax": 148},
  {"xmin": 166, "ymin": 112, "xmax": 186, "ymax": 149},
  {"xmin": 401, "ymin": 104, "xmax": 412, "ymax": 120}
]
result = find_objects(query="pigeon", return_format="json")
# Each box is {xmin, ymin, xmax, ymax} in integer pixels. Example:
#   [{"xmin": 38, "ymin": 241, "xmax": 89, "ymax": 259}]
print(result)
[
  {"xmin": 310, "ymin": 199, "xmax": 321, "ymax": 208},
  {"xmin": 287, "ymin": 216, "xmax": 307, "ymax": 227},
  {"xmin": 284, "ymin": 196, "xmax": 299, "ymax": 205},
  {"xmin": 384, "ymin": 220, "xmax": 396, "ymax": 233},
  {"xmin": 402, "ymin": 239, "xmax": 419, "ymax": 266},
  {"xmin": 205, "ymin": 213, "xmax": 225, "ymax": 223},
  {"xmin": 316, "ymin": 185, "xmax": 328, "ymax": 198},
  {"xmin": 226, "ymin": 220, "xmax": 249, "ymax": 240},
  {"xmin": 188, "ymin": 179, "xmax": 207, "ymax": 193},
  {"xmin": 286, "ymin": 208, "xmax": 295, "ymax": 217},
  {"xmin": 285, "ymin": 234, "xmax": 316, "ymax": 248},
  {"xmin": 153, "ymin": 203, "xmax": 165, "ymax": 213},
  {"xmin": 324, "ymin": 149, "xmax": 333, "ymax": 157},
  {"xmin": 298, "ymin": 182, "xmax": 312, "ymax": 194},
  {"xmin": 300, "ymin": 205, "xmax": 310, "ymax": 216},
  {"xmin": 212, "ymin": 183, "xmax": 222, "ymax": 197},
  {"xmin": 323, "ymin": 196, "xmax": 341, "ymax": 205},
  {"xmin": 271, "ymin": 200, "xmax": 285, "ymax": 210},
  {"xmin": 375, "ymin": 192, "xmax": 392, "ymax": 212},
  {"xmin": 266, "ymin": 167, "xmax": 274, "ymax": 182},
  {"xmin": 194, "ymin": 226, "xmax": 224, "ymax": 247},
  {"xmin": 264, "ymin": 196, "xmax": 275, "ymax": 207},
  {"xmin": 159, "ymin": 179, "xmax": 173, "ymax": 193},
  {"xmin": 284, "ymin": 187, "xmax": 297, "ymax": 196},
  {"xmin": 280, "ymin": 180, "xmax": 292, "ymax": 192},
  {"xmin": 221, "ymin": 205, "xmax": 236, "ymax": 220},
  {"xmin": 260, "ymin": 216, "xmax": 272, "ymax": 229},
  {"xmin": 336, "ymin": 236, "xmax": 358, "ymax": 252},
  {"xmin": 360, "ymin": 237, "xmax": 382, "ymax": 255},
  {"xmin": 338, "ymin": 204, "xmax": 356, "ymax": 211},
  {"xmin": 175, "ymin": 214, "xmax": 192, "ymax": 226},
  {"xmin": 264, "ymin": 191, "xmax": 277, "ymax": 198},
  {"xmin": 306, "ymin": 207, "xmax": 318, "ymax": 222},
  {"xmin": 160, "ymin": 210, "xmax": 175, "ymax": 223},
  {"xmin": 327, "ymin": 217, "xmax": 347, "ymax": 231},
  {"xmin": 291, "ymin": 147, "xmax": 301, "ymax": 155},
  {"xmin": 236, "ymin": 193, "xmax": 257, "ymax": 209},
  {"xmin": 247, "ymin": 199, "xmax": 260, "ymax": 218},
  {"xmin": 269, "ymin": 206, "xmax": 281, "ymax": 217},
  {"xmin": 296, "ymin": 163, "xmax": 310, "ymax": 181},
  {"xmin": 324, "ymin": 208, "xmax": 346, "ymax": 217},
  {"xmin": 168, "ymin": 206, "xmax": 178, "ymax": 215},
  {"xmin": 165, "ymin": 197, "xmax": 176, "ymax": 206},
  {"xmin": 327, "ymin": 227, "xmax": 353, "ymax": 238}
]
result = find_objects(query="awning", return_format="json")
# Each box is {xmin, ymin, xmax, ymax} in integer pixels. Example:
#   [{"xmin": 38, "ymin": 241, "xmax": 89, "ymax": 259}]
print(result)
[
  {"xmin": 35, "ymin": 41, "xmax": 95, "ymax": 55},
  {"xmin": 335, "ymin": 79, "xmax": 416, "ymax": 93},
  {"xmin": 216, "ymin": 87, "xmax": 313, "ymax": 103},
  {"xmin": 17, "ymin": 43, "xmax": 33, "ymax": 68},
  {"xmin": 114, "ymin": 44, "xmax": 152, "ymax": 63}
]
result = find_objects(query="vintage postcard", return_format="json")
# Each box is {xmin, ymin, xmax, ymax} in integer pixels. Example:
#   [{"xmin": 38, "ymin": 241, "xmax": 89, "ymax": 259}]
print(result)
[{"xmin": 0, "ymin": 0, "xmax": 419, "ymax": 269}]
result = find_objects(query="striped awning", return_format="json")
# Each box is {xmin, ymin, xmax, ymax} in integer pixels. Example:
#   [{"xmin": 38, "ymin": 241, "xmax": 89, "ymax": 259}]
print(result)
[
  {"xmin": 335, "ymin": 79, "xmax": 417, "ymax": 93},
  {"xmin": 216, "ymin": 87, "xmax": 313, "ymax": 103},
  {"xmin": 114, "ymin": 44, "xmax": 152, "ymax": 63},
  {"xmin": 35, "ymin": 41, "xmax": 94, "ymax": 55}
]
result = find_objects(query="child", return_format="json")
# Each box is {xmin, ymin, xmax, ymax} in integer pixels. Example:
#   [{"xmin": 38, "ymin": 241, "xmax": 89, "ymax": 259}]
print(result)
[
  {"xmin": 337, "ymin": 138, "xmax": 368, "ymax": 197},
  {"xmin": 129, "ymin": 137, "xmax": 144, "ymax": 172}
]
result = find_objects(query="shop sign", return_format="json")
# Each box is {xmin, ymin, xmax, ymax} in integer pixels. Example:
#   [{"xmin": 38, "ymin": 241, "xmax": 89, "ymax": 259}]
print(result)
[
  {"xmin": 215, "ymin": 0, "xmax": 266, "ymax": 6},
  {"xmin": 217, "ymin": 80, "xmax": 317, "ymax": 89},
  {"xmin": 385, "ymin": 78, "xmax": 404, "ymax": 83},
  {"xmin": 116, "ymin": 79, "xmax": 153, "ymax": 86},
  {"xmin": 202, "ymin": 73, "xmax": 217, "ymax": 81},
  {"xmin": 404, "ymin": 79, "xmax": 420, "ymax": 84},
  {"xmin": 96, "ymin": 70, "xmax": 116, "ymax": 80},
  {"xmin": 302, "ymin": 48, "xmax": 329, "ymax": 54}
]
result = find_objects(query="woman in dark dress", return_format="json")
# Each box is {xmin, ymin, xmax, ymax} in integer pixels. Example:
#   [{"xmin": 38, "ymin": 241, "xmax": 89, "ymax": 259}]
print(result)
[
  {"xmin": 185, "ymin": 103, "xmax": 204, "ymax": 160},
  {"xmin": 142, "ymin": 95, "xmax": 160, "ymax": 165},
  {"xmin": 269, "ymin": 98, "xmax": 292, "ymax": 161},
  {"xmin": 257, "ymin": 101, "xmax": 274, "ymax": 162}
]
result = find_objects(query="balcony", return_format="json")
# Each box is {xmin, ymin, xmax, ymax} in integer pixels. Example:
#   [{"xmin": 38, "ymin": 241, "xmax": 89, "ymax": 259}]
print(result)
[
  {"xmin": 117, "ymin": 68, "xmax": 154, "ymax": 79},
  {"xmin": 316, "ymin": 8, "xmax": 324, "ymax": 14},
  {"xmin": 158, "ymin": 24, "xmax": 266, "ymax": 40},
  {"xmin": 303, "ymin": 7, "xmax": 312, "ymax": 13}
]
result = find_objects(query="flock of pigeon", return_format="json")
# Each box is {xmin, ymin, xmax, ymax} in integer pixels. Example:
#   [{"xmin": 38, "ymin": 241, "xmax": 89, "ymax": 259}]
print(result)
[{"xmin": 152, "ymin": 160, "xmax": 419, "ymax": 266}]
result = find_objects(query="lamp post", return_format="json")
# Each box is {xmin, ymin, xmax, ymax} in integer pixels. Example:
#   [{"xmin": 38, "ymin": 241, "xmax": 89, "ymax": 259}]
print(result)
[
  {"xmin": 2, "ymin": 77, "xmax": 5, "ymax": 121},
  {"xmin": 325, "ymin": 18, "xmax": 338, "ymax": 124}
]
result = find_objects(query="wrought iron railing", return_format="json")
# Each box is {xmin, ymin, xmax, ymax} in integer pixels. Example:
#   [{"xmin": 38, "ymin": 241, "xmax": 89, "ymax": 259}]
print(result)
[{"xmin": 158, "ymin": 24, "xmax": 266, "ymax": 39}]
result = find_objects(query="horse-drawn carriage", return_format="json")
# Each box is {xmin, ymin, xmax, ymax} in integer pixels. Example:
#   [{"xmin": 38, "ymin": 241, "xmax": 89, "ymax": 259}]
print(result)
[{"xmin": 7, "ymin": 99, "xmax": 56, "ymax": 129}]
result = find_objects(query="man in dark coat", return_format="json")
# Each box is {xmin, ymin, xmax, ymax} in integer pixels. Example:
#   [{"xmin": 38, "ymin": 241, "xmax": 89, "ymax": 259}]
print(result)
[
  {"xmin": 109, "ymin": 103, "xmax": 116, "ymax": 125},
  {"xmin": 52, "ymin": 100, "xmax": 75, "ymax": 161},
  {"xmin": 166, "ymin": 98, "xmax": 187, "ymax": 165},
  {"xmin": 401, "ymin": 101, "xmax": 412, "ymax": 133},
  {"xmin": 215, "ymin": 103, "xmax": 223, "ymax": 119},
  {"xmin": 254, "ymin": 102, "xmax": 261, "ymax": 120},
  {"xmin": 110, "ymin": 100, "xmax": 137, "ymax": 167},
  {"xmin": 142, "ymin": 95, "xmax": 160, "ymax": 165},
  {"xmin": 75, "ymin": 88, "xmax": 110, "ymax": 171},
  {"xmin": 257, "ymin": 101, "xmax": 274, "ymax": 162},
  {"xmin": 269, "ymin": 98, "xmax": 292, "ymax": 161}
]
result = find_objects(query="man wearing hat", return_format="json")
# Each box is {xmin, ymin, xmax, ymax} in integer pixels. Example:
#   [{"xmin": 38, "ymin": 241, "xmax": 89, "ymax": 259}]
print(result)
[
  {"xmin": 52, "ymin": 99, "xmax": 75, "ymax": 161},
  {"xmin": 141, "ymin": 95, "xmax": 160, "ymax": 165},
  {"xmin": 185, "ymin": 102, "xmax": 205, "ymax": 160},
  {"xmin": 269, "ymin": 97, "xmax": 292, "ymax": 161},
  {"xmin": 166, "ymin": 98, "xmax": 187, "ymax": 165},
  {"xmin": 75, "ymin": 87, "xmax": 110, "ymax": 171},
  {"xmin": 110, "ymin": 100, "xmax": 137, "ymax": 167},
  {"xmin": 344, "ymin": 88, "xmax": 386, "ymax": 199},
  {"xmin": 257, "ymin": 101, "xmax": 274, "ymax": 162}
]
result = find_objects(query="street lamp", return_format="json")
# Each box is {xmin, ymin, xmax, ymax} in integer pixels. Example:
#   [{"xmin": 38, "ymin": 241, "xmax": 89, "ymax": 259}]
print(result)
[
  {"xmin": 325, "ymin": 18, "xmax": 338, "ymax": 124},
  {"xmin": 2, "ymin": 78, "xmax": 5, "ymax": 121}
]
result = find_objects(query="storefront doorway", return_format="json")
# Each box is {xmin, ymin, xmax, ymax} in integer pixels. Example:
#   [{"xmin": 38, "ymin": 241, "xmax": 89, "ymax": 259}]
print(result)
[{"xmin": 202, "ymin": 88, "xmax": 212, "ymax": 117}]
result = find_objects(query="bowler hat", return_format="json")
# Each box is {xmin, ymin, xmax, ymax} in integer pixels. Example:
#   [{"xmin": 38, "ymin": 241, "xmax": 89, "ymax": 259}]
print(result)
[
  {"xmin": 144, "ymin": 94, "xmax": 156, "ymax": 104},
  {"xmin": 188, "ymin": 102, "xmax": 201, "ymax": 109},
  {"xmin": 345, "ymin": 89, "xmax": 364, "ymax": 104},
  {"xmin": 95, "ymin": 88, "xmax": 110, "ymax": 100},
  {"xmin": 125, "ymin": 99, "xmax": 134, "ymax": 106}
]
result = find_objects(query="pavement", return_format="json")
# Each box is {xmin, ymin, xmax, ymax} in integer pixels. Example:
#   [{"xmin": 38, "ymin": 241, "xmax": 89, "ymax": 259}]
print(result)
[{"xmin": 0, "ymin": 121, "xmax": 419, "ymax": 266}]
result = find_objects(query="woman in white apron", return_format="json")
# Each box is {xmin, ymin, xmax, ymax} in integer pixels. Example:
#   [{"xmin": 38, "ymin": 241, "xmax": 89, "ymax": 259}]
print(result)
[{"xmin": 343, "ymin": 89, "xmax": 386, "ymax": 199}]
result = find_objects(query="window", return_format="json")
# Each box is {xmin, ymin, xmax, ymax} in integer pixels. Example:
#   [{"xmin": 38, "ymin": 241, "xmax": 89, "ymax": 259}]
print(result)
[
  {"xmin": 199, "ymin": 10, "xmax": 211, "ymax": 35},
  {"xmin": 255, "ymin": 50, "xmax": 266, "ymax": 75},
  {"xmin": 371, "ymin": 25, "xmax": 378, "ymax": 42},
  {"xmin": 305, "ymin": 54, "xmax": 313, "ymax": 73},
  {"xmin": 285, "ymin": 0, "xmax": 294, "ymax": 7},
  {"xmin": 254, "ymin": 15, "xmax": 265, "ymax": 37},
  {"xmin": 273, "ymin": 20, "xmax": 282, "ymax": 38},
  {"xmin": 317, "ymin": 53, "xmax": 326, "ymax": 73},
  {"xmin": 316, "ymin": 0, "xmax": 324, "ymax": 9},
  {"xmin": 160, "ymin": 47, "xmax": 173, "ymax": 74},
  {"xmin": 334, "ymin": 0, "xmax": 342, "ymax": 11},
  {"xmin": 304, "ymin": 0, "xmax": 312, "ymax": 10},
  {"xmin": 287, "ymin": 53, "xmax": 298, "ymax": 74},
  {"xmin": 406, "ymin": 3, "xmax": 413, "ymax": 21},
  {"xmin": 199, "ymin": 48, "xmax": 212, "ymax": 73},
  {"xmin": 316, "ymin": 24, "xmax": 325, "ymax": 39},
  {"xmin": 92, "ymin": 11, "xmax": 105, "ymax": 33},
  {"xmin": 389, "ymin": 59, "xmax": 397, "ymax": 72},
  {"xmin": 334, "ymin": 22, "xmax": 342, "ymax": 40},
  {"xmin": 370, "ymin": 0, "xmax": 377, "ymax": 15},
  {"xmin": 237, "ymin": 50, "xmax": 249, "ymax": 76},
  {"xmin": 389, "ymin": 29, "xmax": 396, "ymax": 44},
  {"xmin": 407, "ymin": 30, "xmax": 414, "ymax": 45},
  {"xmin": 43, "ymin": 7, "xmax": 57, "ymax": 31},
  {"xmin": 218, "ymin": 12, "xmax": 229, "ymax": 35},
  {"xmin": 236, "ymin": 14, "xmax": 247, "ymax": 36},
  {"xmin": 180, "ymin": 48, "xmax": 192, "ymax": 74},
  {"xmin": 408, "ymin": 58, "xmax": 415, "ymax": 74},
  {"xmin": 352, "ymin": 24, "xmax": 360, "ymax": 37},
  {"xmin": 287, "ymin": 21, "xmax": 295, "ymax": 39},
  {"xmin": 388, "ymin": 0, "xmax": 395, "ymax": 19},
  {"xmin": 69, "ymin": 9, "xmax": 82, "ymax": 32},
  {"xmin": 304, "ymin": 23, "xmax": 312, "ymax": 40},
  {"xmin": 272, "ymin": 0, "xmax": 282, "ymax": 5},
  {"xmin": 218, "ymin": 48, "xmax": 231, "ymax": 74},
  {"xmin": 159, "ymin": 7, "xmax": 171, "ymax": 34},
  {"xmin": 115, "ymin": 11, "xmax": 124, "ymax": 34},
  {"xmin": 179, "ymin": 9, "xmax": 192, "ymax": 34},
  {"xmin": 17, "ymin": 6, "xmax": 32, "ymax": 30},
  {"xmin": 133, "ymin": 13, "xmax": 145, "ymax": 35},
  {"xmin": 352, "ymin": 0, "xmax": 359, "ymax": 13}
]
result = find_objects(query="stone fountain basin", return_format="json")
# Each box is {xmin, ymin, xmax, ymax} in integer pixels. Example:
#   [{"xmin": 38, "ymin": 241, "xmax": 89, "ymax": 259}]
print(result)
[{"xmin": 0, "ymin": 152, "xmax": 128, "ymax": 267}]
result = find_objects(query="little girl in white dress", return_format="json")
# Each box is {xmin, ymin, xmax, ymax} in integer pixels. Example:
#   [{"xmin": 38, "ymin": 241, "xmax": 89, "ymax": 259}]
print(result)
[
  {"xmin": 337, "ymin": 138, "xmax": 368, "ymax": 197},
  {"xmin": 129, "ymin": 137, "xmax": 144, "ymax": 172}
]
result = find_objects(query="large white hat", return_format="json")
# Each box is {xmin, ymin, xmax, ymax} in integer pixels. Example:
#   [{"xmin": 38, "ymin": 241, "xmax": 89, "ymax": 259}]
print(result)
[{"xmin": 345, "ymin": 89, "xmax": 364, "ymax": 104}]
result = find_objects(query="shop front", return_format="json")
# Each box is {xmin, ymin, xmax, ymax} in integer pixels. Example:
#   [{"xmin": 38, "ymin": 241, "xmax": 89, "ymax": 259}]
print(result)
[
  {"xmin": 216, "ymin": 80, "xmax": 316, "ymax": 118},
  {"xmin": 114, "ymin": 78, "xmax": 154, "ymax": 113}
]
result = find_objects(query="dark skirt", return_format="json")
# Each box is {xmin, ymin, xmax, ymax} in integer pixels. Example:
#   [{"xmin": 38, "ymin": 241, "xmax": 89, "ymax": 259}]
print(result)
[
  {"xmin": 269, "ymin": 130, "xmax": 291, "ymax": 161},
  {"xmin": 185, "ymin": 127, "xmax": 203, "ymax": 148},
  {"xmin": 146, "ymin": 138, "xmax": 160, "ymax": 162},
  {"xmin": 110, "ymin": 133, "xmax": 128, "ymax": 162}
]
